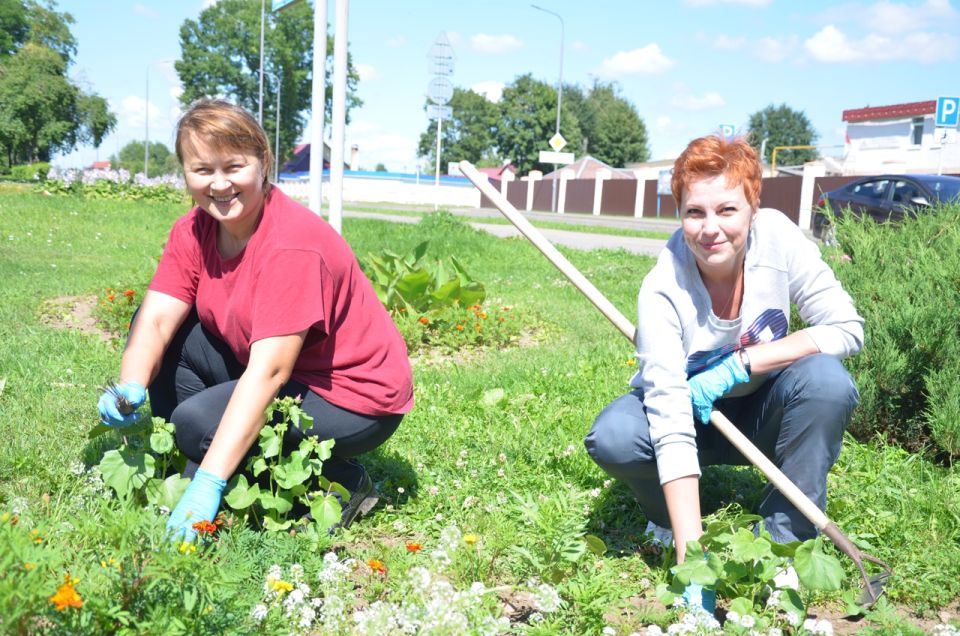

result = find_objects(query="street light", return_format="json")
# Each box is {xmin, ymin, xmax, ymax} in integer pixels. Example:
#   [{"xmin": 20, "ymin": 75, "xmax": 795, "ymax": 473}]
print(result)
[
  {"xmin": 258, "ymin": 0, "xmax": 265, "ymax": 124},
  {"xmin": 266, "ymin": 70, "xmax": 282, "ymax": 180},
  {"xmin": 531, "ymin": 3, "xmax": 564, "ymax": 212}
]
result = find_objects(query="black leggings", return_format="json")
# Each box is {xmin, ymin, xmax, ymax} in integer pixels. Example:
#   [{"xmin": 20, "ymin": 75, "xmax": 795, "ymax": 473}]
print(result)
[{"xmin": 146, "ymin": 310, "xmax": 403, "ymax": 484}]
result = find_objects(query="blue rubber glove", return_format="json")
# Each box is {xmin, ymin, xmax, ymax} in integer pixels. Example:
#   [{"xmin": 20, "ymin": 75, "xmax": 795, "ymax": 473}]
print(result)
[
  {"xmin": 166, "ymin": 468, "xmax": 226, "ymax": 543},
  {"xmin": 97, "ymin": 382, "xmax": 146, "ymax": 427},
  {"xmin": 683, "ymin": 582, "xmax": 716, "ymax": 613},
  {"xmin": 687, "ymin": 353, "xmax": 749, "ymax": 424}
]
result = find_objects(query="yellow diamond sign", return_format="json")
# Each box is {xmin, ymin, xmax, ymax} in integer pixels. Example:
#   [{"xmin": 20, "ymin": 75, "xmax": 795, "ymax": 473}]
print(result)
[{"xmin": 549, "ymin": 133, "xmax": 567, "ymax": 152}]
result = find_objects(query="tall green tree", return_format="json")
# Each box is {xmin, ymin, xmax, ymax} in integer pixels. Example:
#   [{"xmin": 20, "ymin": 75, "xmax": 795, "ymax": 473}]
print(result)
[
  {"xmin": 0, "ymin": 42, "xmax": 78, "ymax": 164},
  {"xmin": 0, "ymin": 0, "xmax": 29, "ymax": 57},
  {"xmin": 23, "ymin": 0, "xmax": 75, "ymax": 63},
  {"xmin": 109, "ymin": 140, "xmax": 179, "ymax": 177},
  {"xmin": 747, "ymin": 103, "xmax": 819, "ymax": 165},
  {"xmin": 571, "ymin": 81, "xmax": 649, "ymax": 167},
  {"xmin": 496, "ymin": 74, "xmax": 580, "ymax": 174},
  {"xmin": 77, "ymin": 91, "xmax": 116, "ymax": 152},
  {"xmin": 417, "ymin": 87, "xmax": 500, "ymax": 173},
  {"xmin": 176, "ymin": 0, "xmax": 362, "ymax": 167}
]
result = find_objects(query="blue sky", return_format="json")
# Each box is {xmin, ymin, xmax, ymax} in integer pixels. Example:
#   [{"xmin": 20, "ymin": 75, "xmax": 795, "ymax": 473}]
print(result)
[{"xmin": 57, "ymin": 0, "xmax": 959, "ymax": 172}]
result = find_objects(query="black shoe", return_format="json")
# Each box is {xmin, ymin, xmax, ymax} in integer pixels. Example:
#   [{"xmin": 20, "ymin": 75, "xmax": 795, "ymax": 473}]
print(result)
[{"xmin": 330, "ymin": 465, "xmax": 378, "ymax": 532}]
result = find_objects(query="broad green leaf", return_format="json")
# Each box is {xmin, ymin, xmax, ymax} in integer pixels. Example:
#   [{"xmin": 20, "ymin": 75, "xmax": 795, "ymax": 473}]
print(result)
[
  {"xmin": 412, "ymin": 240, "xmax": 429, "ymax": 261},
  {"xmin": 309, "ymin": 493, "xmax": 342, "ymax": 530},
  {"xmin": 794, "ymin": 538, "xmax": 845, "ymax": 591},
  {"xmin": 430, "ymin": 278, "xmax": 460, "ymax": 304},
  {"xmin": 259, "ymin": 426, "xmax": 281, "ymax": 458},
  {"xmin": 559, "ymin": 537, "xmax": 586, "ymax": 563},
  {"xmin": 100, "ymin": 449, "xmax": 155, "ymax": 499},
  {"xmin": 149, "ymin": 429, "xmax": 175, "ymax": 455},
  {"xmin": 263, "ymin": 516, "xmax": 294, "ymax": 532},
  {"xmin": 224, "ymin": 474, "xmax": 261, "ymax": 510},
  {"xmin": 318, "ymin": 476, "xmax": 351, "ymax": 501},
  {"xmin": 584, "ymin": 534, "xmax": 607, "ymax": 556},
  {"xmin": 274, "ymin": 451, "xmax": 311, "ymax": 490},
  {"xmin": 729, "ymin": 528, "xmax": 774, "ymax": 562},
  {"xmin": 841, "ymin": 589, "xmax": 866, "ymax": 617},
  {"xmin": 144, "ymin": 474, "xmax": 191, "ymax": 510},
  {"xmin": 251, "ymin": 456, "xmax": 268, "ymax": 477},
  {"xmin": 87, "ymin": 422, "xmax": 112, "ymax": 439},
  {"xmin": 316, "ymin": 438, "xmax": 335, "ymax": 461},
  {"xmin": 259, "ymin": 491, "xmax": 294, "ymax": 514},
  {"xmin": 728, "ymin": 597, "xmax": 753, "ymax": 617},
  {"xmin": 778, "ymin": 588, "xmax": 805, "ymax": 618},
  {"xmin": 395, "ymin": 270, "xmax": 431, "ymax": 305}
]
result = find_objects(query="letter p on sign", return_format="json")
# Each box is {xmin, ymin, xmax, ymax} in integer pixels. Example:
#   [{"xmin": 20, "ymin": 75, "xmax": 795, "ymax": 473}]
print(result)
[{"xmin": 936, "ymin": 97, "xmax": 960, "ymax": 128}]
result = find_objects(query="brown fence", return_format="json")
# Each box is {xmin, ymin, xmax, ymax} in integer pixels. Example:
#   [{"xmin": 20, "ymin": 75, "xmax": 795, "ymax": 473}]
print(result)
[{"xmin": 600, "ymin": 180, "xmax": 639, "ymax": 216}]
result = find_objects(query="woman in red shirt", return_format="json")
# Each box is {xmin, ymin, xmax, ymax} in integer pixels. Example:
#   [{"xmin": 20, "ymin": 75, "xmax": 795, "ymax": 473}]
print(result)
[{"xmin": 97, "ymin": 99, "xmax": 413, "ymax": 541}]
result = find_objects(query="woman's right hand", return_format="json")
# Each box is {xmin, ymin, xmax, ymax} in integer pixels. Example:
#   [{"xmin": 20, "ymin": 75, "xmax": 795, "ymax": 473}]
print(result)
[{"xmin": 97, "ymin": 382, "xmax": 146, "ymax": 427}]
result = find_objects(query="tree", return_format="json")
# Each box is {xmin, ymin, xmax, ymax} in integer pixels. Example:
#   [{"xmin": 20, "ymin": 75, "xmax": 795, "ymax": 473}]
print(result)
[
  {"xmin": 0, "ymin": 42, "xmax": 78, "ymax": 164},
  {"xmin": 496, "ymin": 74, "xmax": 580, "ymax": 174},
  {"xmin": 23, "ymin": 0, "xmax": 76, "ymax": 64},
  {"xmin": 374, "ymin": 163, "xmax": 387, "ymax": 172},
  {"xmin": 0, "ymin": 0, "xmax": 29, "ymax": 57},
  {"xmin": 747, "ymin": 103, "xmax": 819, "ymax": 165},
  {"xmin": 109, "ymin": 140, "xmax": 179, "ymax": 177},
  {"xmin": 176, "ymin": 0, "xmax": 362, "ymax": 167},
  {"xmin": 417, "ymin": 87, "xmax": 500, "ymax": 173},
  {"xmin": 77, "ymin": 91, "xmax": 116, "ymax": 152},
  {"xmin": 571, "ymin": 81, "xmax": 649, "ymax": 167}
]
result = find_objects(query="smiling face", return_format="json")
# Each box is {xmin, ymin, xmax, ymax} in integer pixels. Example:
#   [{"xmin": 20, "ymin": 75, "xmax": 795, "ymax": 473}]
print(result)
[
  {"xmin": 181, "ymin": 134, "xmax": 266, "ymax": 235},
  {"xmin": 680, "ymin": 173, "xmax": 756, "ymax": 279}
]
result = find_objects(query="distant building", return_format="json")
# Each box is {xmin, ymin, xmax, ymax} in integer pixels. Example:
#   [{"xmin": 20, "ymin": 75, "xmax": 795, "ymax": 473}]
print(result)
[
  {"xmin": 842, "ymin": 100, "xmax": 960, "ymax": 175},
  {"xmin": 542, "ymin": 155, "xmax": 636, "ymax": 180},
  {"xmin": 87, "ymin": 160, "xmax": 111, "ymax": 170},
  {"xmin": 279, "ymin": 142, "xmax": 349, "ymax": 179}
]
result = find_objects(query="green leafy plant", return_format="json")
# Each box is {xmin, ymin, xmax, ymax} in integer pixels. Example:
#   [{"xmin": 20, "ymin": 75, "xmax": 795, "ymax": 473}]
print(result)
[
  {"xmin": 656, "ymin": 512, "xmax": 844, "ymax": 623},
  {"xmin": 94, "ymin": 286, "xmax": 142, "ymax": 337}
]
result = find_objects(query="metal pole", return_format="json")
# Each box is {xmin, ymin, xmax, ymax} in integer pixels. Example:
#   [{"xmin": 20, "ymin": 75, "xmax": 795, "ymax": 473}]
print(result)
[
  {"xmin": 258, "ymin": 0, "xmax": 265, "ymax": 124},
  {"xmin": 531, "ymin": 4, "xmax": 563, "ymax": 213},
  {"xmin": 275, "ymin": 71, "xmax": 281, "ymax": 180},
  {"xmin": 328, "ymin": 0, "xmax": 348, "ymax": 235},
  {"xmin": 144, "ymin": 66, "xmax": 149, "ymax": 178},
  {"xmin": 309, "ymin": 0, "xmax": 328, "ymax": 214},
  {"xmin": 434, "ymin": 115, "xmax": 442, "ymax": 211},
  {"xmin": 937, "ymin": 129, "xmax": 946, "ymax": 176}
]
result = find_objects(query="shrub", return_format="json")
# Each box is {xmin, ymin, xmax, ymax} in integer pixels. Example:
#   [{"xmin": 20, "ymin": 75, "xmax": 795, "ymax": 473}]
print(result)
[
  {"xmin": 10, "ymin": 162, "xmax": 50, "ymax": 181},
  {"xmin": 828, "ymin": 203, "xmax": 960, "ymax": 459}
]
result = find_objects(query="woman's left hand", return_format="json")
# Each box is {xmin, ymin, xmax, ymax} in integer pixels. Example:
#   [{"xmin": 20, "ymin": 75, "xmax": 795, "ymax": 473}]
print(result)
[
  {"xmin": 688, "ymin": 353, "xmax": 749, "ymax": 424},
  {"xmin": 166, "ymin": 468, "xmax": 226, "ymax": 543}
]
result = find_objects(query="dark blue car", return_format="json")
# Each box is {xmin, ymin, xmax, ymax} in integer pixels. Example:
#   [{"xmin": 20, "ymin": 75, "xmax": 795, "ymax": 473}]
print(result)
[{"xmin": 813, "ymin": 174, "xmax": 960, "ymax": 241}]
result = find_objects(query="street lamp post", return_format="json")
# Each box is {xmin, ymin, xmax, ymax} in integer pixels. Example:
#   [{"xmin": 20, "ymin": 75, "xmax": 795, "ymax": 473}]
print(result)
[
  {"xmin": 258, "ymin": 0, "xmax": 265, "ymax": 124},
  {"xmin": 266, "ymin": 70, "xmax": 282, "ymax": 179},
  {"xmin": 531, "ymin": 3, "xmax": 564, "ymax": 212}
]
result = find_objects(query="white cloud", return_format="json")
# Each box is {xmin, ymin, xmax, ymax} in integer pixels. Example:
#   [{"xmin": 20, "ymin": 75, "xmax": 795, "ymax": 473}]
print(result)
[
  {"xmin": 133, "ymin": 4, "xmax": 159, "ymax": 18},
  {"xmin": 347, "ymin": 120, "xmax": 418, "ymax": 171},
  {"xmin": 754, "ymin": 35, "xmax": 798, "ymax": 62},
  {"xmin": 201, "ymin": 0, "xmax": 218, "ymax": 8},
  {"xmin": 594, "ymin": 44, "xmax": 676, "ymax": 78},
  {"xmin": 684, "ymin": 0, "xmax": 771, "ymax": 6},
  {"xmin": 670, "ymin": 92, "xmax": 726, "ymax": 111},
  {"xmin": 864, "ymin": 0, "xmax": 958, "ymax": 34},
  {"xmin": 117, "ymin": 95, "xmax": 161, "ymax": 130},
  {"xmin": 470, "ymin": 33, "xmax": 523, "ymax": 54},
  {"xmin": 571, "ymin": 41, "xmax": 589, "ymax": 52},
  {"xmin": 804, "ymin": 23, "xmax": 959, "ymax": 62},
  {"xmin": 355, "ymin": 63, "xmax": 378, "ymax": 81},
  {"xmin": 386, "ymin": 35, "xmax": 407, "ymax": 48},
  {"xmin": 471, "ymin": 81, "xmax": 504, "ymax": 103},
  {"xmin": 713, "ymin": 34, "xmax": 746, "ymax": 50}
]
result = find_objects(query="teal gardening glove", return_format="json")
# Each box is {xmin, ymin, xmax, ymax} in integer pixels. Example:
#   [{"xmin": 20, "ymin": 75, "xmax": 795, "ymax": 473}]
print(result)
[
  {"xmin": 167, "ymin": 468, "xmax": 226, "ymax": 543},
  {"xmin": 683, "ymin": 582, "xmax": 716, "ymax": 613},
  {"xmin": 687, "ymin": 353, "xmax": 749, "ymax": 424},
  {"xmin": 97, "ymin": 381, "xmax": 146, "ymax": 427}
]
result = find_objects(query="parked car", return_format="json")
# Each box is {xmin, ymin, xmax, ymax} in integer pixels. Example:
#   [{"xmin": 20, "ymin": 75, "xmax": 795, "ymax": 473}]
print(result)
[{"xmin": 812, "ymin": 174, "xmax": 960, "ymax": 241}]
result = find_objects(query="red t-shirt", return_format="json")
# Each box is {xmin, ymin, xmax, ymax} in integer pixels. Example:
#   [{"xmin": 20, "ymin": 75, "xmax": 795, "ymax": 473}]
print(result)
[{"xmin": 149, "ymin": 188, "xmax": 413, "ymax": 416}]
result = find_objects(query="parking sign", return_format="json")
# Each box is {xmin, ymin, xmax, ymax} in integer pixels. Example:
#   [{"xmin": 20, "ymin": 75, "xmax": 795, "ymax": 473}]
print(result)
[
  {"xmin": 936, "ymin": 96, "xmax": 960, "ymax": 128},
  {"xmin": 719, "ymin": 124, "xmax": 736, "ymax": 141}
]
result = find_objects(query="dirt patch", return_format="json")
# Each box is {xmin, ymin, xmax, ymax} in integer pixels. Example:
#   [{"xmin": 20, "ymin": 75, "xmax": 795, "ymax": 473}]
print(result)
[
  {"xmin": 37, "ymin": 295, "xmax": 113, "ymax": 343},
  {"xmin": 408, "ymin": 328, "xmax": 541, "ymax": 368}
]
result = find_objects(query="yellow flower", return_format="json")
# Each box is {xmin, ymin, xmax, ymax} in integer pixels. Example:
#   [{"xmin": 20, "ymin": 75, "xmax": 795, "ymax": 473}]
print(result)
[
  {"xmin": 463, "ymin": 534, "xmax": 479, "ymax": 546},
  {"xmin": 267, "ymin": 576, "xmax": 294, "ymax": 594},
  {"xmin": 24, "ymin": 563, "xmax": 34, "ymax": 571},
  {"xmin": 178, "ymin": 542, "xmax": 197, "ymax": 554},
  {"xmin": 49, "ymin": 573, "xmax": 83, "ymax": 611}
]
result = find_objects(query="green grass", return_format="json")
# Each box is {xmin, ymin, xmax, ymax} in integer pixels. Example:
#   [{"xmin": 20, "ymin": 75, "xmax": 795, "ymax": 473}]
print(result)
[{"xmin": 0, "ymin": 190, "xmax": 957, "ymax": 634}]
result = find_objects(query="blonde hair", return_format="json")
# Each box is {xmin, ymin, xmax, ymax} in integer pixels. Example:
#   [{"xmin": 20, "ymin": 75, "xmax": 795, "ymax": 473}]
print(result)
[{"xmin": 175, "ymin": 99, "xmax": 274, "ymax": 189}]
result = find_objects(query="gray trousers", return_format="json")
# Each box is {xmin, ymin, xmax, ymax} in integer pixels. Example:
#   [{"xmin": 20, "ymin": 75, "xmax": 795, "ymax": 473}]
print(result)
[{"xmin": 584, "ymin": 353, "xmax": 859, "ymax": 543}]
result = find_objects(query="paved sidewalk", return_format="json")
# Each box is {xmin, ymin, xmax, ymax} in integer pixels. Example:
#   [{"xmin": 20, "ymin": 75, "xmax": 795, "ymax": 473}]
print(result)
[{"xmin": 344, "ymin": 207, "xmax": 677, "ymax": 257}]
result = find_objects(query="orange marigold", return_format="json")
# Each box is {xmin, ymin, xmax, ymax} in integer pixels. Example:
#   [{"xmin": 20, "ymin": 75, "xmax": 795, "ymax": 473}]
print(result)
[
  {"xmin": 455, "ymin": 324, "xmax": 464, "ymax": 331},
  {"xmin": 474, "ymin": 324, "xmax": 482, "ymax": 332},
  {"xmin": 366, "ymin": 559, "xmax": 387, "ymax": 574},
  {"xmin": 418, "ymin": 316, "xmax": 430, "ymax": 325},
  {"xmin": 106, "ymin": 294, "xmax": 115, "ymax": 302},
  {"xmin": 405, "ymin": 542, "xmax": 423, "ymax": 553},
  {"xmin": 49, "ymin": 574, "xmax": 83, "ymax": 611},
  {"xmin": 192, "ymin": 520, "xmax": 218, "ymax": 535}
]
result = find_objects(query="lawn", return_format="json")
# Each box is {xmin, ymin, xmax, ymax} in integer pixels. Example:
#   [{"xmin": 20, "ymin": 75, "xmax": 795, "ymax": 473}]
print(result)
[{"xmin": 0, "ymin": 186, "xmax": 958, "ymax": 635}]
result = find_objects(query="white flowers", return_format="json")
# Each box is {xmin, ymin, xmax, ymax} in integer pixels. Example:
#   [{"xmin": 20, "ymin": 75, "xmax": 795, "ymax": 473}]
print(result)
[{"xmin": 802, "ymin": 618, "xmax": 834, "ymax": 635}]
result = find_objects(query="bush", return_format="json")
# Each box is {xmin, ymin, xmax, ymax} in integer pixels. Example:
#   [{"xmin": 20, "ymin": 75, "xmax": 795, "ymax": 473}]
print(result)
[
  {"xmin": 829, "ymin": 203, "xmax": 960, "ymax": 459},
  {"xmin": 10, "ymin": 162, "xmax": 50, "ymax": 181}
]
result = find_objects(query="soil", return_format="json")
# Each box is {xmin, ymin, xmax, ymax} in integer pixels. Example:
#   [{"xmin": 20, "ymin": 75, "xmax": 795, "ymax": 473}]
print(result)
[{"xmin": 37, "ymin": 294, "xmax": 113, "ymax": 343}]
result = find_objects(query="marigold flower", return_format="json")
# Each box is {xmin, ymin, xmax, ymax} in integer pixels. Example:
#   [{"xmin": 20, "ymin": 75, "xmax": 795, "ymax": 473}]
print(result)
[
  {"xmin": 405, "ymin": 542, "xmax": 423, "ymax": 553},
  {"xmin": 477, "ymin": 312, "xmax": 488, "ymax": 320},
  {"xmin": 366, "ymin": 559, "xmax": 387, "ymax": 574},
  {"xmin": 418, "ymin": 316, "xmax": 430, "ymax": 325},
  {"xmin": 474, "ymin": 324, "xmax": 482, "ymax": 332},
  {"xmin": 49, "ymin": 573, "xmax": 83, "ymax": 611},
  {"xmin": 463, "ymin": 534, "xmax": 479, "ymax": 546},
  {"xmin": 455, "ymin": 324, "xmax": 464, "ymax": 331},
  {"xmin": 470, "ymin": 304, "xmax": 482, "ymax": 311},
  {"xmin": 24, "ymin": 563, "xmax": 34, "ymax": 571},
  {"xmin": 192, "ymin": 520, "xmax": 219, "ymax": 535},
  {"xmin": 123, "ymin": 289, "xmax": 135, "ymax": 297},
  {"xmin": 106, "ymin": 294, "xmax": 115, "ymax": 302}
]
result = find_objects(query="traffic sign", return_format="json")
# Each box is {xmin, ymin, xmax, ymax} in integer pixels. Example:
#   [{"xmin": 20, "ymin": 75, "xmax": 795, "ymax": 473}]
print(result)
[
  {"xmin": 719, "ymin": 124, "xmax": 736, "ymax": 141},
  {"xmin": 549, "ymin": 133, "xmax": 567, "ymax": 152},
  {"xmin": 936, "ymin": 96, "xmax": 960, "ymax": 128},
  {"xmin": 427, "ymin": 105, "xmax": 452, "ymax": 120},
  {"xmin": 539, "ymin": 150, "xmax": 574, "ymax": 164},
  {"xmin": 428, "ymin": 77, "xmax": 454, "ymax": 105},
  {"xmin": 272, "ymin": 0, "xmax": 301, "ymax": 11}
]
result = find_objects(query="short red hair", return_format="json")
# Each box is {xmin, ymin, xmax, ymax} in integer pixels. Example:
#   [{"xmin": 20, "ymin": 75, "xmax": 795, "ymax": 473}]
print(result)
[{"xmin": 671, "ymin": 135, "xmax": 762, "ymax": 208}]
